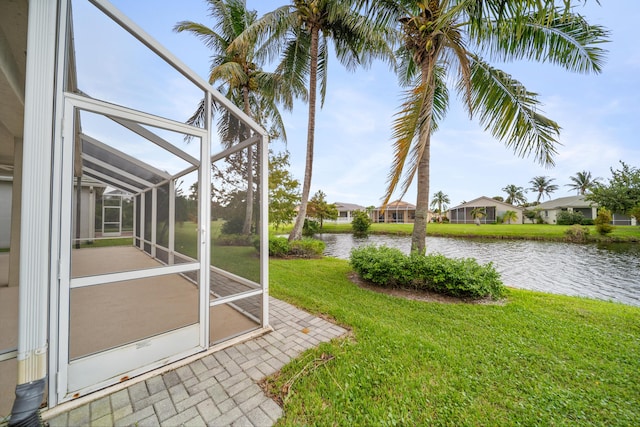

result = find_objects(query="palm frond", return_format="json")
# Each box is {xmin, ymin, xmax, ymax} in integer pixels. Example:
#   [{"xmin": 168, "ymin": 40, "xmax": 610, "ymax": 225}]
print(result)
[
  {"xmin": 317, "ymin": 36, "xmax": 329, "ymax": 108},
  {"xmin": 465, "ymin": 55, "xmax": 560, "ymax": 166},
  {"xmin": 209, "ymin": 61, "xmax": 247, "ymax": 86},
  {"xmin": 481, "ymin": 8, "xmax": 609, "ymax": 74},
  {"xmin": 173, "ymin": 22, "xmax": 228, "ymax": 54},
  {"xmin": 275, "ymin": 31, "xmax": 312, "ymax": 102},
  {"xmin": 383, "ymin": 82, "xmax": 431, "ymax": 206}
]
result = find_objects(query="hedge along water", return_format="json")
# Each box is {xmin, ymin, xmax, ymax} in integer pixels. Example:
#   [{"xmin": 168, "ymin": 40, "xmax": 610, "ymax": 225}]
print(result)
[{"xmin": 318, "ymin": 234, "xmax": 640, "ymax": 307}]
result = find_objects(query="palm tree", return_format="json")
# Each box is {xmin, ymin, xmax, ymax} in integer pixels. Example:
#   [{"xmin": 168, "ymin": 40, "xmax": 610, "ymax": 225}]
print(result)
[
  {"xmin": 502, "ymin": 184, "xmax": 527, "ymax": 206},
  {"xmin": 174, "ymin": 0, "xmax": 303, "ymax": 235},
  {"xmin": 529, "ymin": 175, "xmax": 559, "ymax": 203},
  {"xmin": 231, "ymin": 1, "xmax": 392, "ymax": 241},
  {"xmin": 502, "ymin": 210, "xmax": 518, "ymax": 224},
  {"xmin": 566, "ymin": 170, "xmax": 600, "ymax": 195},
  {"xmin": 359, "ymin": 0, "xmax": 608, "ymax": 254},
  {"xmin": 429, "ymin": 190, "xmax": 450, "ymax": 221}
]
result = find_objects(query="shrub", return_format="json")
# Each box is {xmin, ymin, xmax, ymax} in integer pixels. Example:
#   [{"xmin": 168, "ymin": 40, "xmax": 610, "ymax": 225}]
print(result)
[
  {"xmin": 407, "ymin": 252, "xmax": 505, "ymax": 299},
  {"xmin": 221, "ymin": 216, "xmax": 245, "ymax": 234},
  {"xmin": 303, "ymin": 219, "xmax": 320, "ymax": 236},
  {"xmin": 349, "ymin": 245, "xmax": 410, "ymax": 287},
  {"xmin": 289, "ymin": 239, "xmax": 325, "ymax": 258},
  {"xmin": 556, "ymin": 211, "xmax": 584, "ymax": 225},
  {"xmin": 581, "ymin": 218, "xmax": 595, "ymax": 226},
  {"xmin": 564, "ymin": 224, "xmax": 590, "ymax": 242},
  {"xmin": 350, "ymin": 245, "xmax": 506, "ymax": 300},
  {"xmin": 594, "ymin": 208, "xmax": 614, "ymax": 235},
  {"xmin": 629, "ymin": 204, "xmax": 640, "ymax": 224},
  {"xmin": 214, "ymin": 233, "xmax": 254, "ymax": 246},
  {"xmin": 268, "ymin": 237, "xmax": 290, "ymax": 257},
  {"xmin": 267, "ymin": 237, "xmax": 325, "ymax": 258},
  {"xmin": 351, "ymin": 210, "xmax": 372, "ymax": 236}
]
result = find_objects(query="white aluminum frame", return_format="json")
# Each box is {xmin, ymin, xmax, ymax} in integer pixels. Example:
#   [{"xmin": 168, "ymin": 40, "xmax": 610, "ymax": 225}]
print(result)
[
  {"xmin": 56, "ymin": 95, "xmax": 209, "ymax": 403},
  {"xmin": 41, "ymin": 0, "xmax": 268, "ymax": 409}
]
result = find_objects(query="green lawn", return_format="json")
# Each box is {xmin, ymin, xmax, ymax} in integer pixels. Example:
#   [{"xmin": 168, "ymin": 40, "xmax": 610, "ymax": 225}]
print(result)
[
  {"xmin": 269, "ymin": 257, "xmax": 640, "ymax": 426},
  {"xmin": 274, "ymin": 222, "xmax": 640, "ymax": 242}
]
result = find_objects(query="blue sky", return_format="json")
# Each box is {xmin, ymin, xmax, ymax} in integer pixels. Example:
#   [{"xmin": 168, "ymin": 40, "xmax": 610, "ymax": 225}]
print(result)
[{"xmin": 103, "ymin": 0, "xmax": 639, "ymax": 208}]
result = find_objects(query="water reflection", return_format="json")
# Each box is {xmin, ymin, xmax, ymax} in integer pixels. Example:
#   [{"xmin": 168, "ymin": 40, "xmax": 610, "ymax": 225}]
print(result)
[{"xmin": 318, "ymin": 234, "xmax": 640, "ymax": 307}]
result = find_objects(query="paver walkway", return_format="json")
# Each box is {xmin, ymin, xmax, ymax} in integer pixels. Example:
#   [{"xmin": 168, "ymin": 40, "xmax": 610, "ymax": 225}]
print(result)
[{"xmin": 44, "ymin": 297, "xmax": 347, "ymax": 426}]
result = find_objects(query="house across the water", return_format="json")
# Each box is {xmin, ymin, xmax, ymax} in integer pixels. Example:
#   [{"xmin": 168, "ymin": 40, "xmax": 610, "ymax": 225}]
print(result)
[
  {"xmin": 536, "ymin": 195, "xmax": 636, "ymax": 225},
  {"xmin": 448, "ymin": 196, "xmax": 524, "ymax": 224}
]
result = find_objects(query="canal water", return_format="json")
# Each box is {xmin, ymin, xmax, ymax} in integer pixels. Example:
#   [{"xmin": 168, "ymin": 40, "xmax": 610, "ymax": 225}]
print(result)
[{"xmin": 317, "ymin": 234, "xmax": 640, "ymax": 307}]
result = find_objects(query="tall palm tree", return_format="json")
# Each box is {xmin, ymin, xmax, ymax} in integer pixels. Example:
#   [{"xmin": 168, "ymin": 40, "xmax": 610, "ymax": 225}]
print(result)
[
  {"xmin": 359, "ymin": 0, "xmax": 608, "ymax": 254},
  {"xmin": 566, "ymin": 170, "xmax": 600, "ymax": 195},
  {"xmin": 174, "ymin": 0, "xmax": 304, "ymax": 234},
  {"xmin": 529, "ymin": 175, "xmax": 559, "ymax": 202},
  {"xmin": 429, "ymin": 190, "xmax": 450, "ymax": 220},
  {"xmin": 231, "ymin": 1, "xmax": 392, "ymax": 241},
  {"xmin": 502, "ymin": 184, "xmax": 527, "ymax": 206}
]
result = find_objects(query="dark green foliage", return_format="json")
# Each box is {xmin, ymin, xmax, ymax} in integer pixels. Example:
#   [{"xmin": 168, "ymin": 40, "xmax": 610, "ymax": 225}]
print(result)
[
  {"xmin": 595, "ymin": 208, "xmax": 614, "ymax": 235},
  {"xmin": 581, "ymin": 218, "xmax": 595, "ymax": 225},
  {"xmin": 351, "ymin": 210, "xmax": 372, "ymax": 236},
  {"xmin": 564, "ymin": 224, "xmax": 590, "ymax": 242},
  {"xmin": 289, "ymin": 239, "xmax": 326, "ymax": 258},
  {"xmin": 349, "ymin": 246, "xmax": 410, "ymax": 287},
  {"xmin": 267, "ymin": 237, "xmax": 325, "ymax": 258},
  {"xmin": 269, "ymin": 151, "xmax": 301, "ymax": 230},
  {"xmin": 307, "ymin": 190, "xmax": 339, "ymax": 227},
  {"xmin": 556, "ymin": 210, "xmax": 584, "ymax": 225},
  {"xmin": 268, "ymin": 237, "xmax": 291, "ymax": 257},
  {"xmin": 222, "ymin": 216, "xmax": 245, "ymax": 234},
  {"xmin": 587, "ymin": 162, "xmax": 640, "ymax": 215},
  {"xmin": 214, "ymin": 233, "xmax": 254, "ymax": 246},
  {"xmin": 629, "ymin": 204, "xmax": 640, "ymax": 224},
  {"xmin": 303, "ymin": 219, "xmax": 320, "ymax": 236},
  {"xmin": 350, "ymin": 245, "xmax": 506, "ymax": 300}
]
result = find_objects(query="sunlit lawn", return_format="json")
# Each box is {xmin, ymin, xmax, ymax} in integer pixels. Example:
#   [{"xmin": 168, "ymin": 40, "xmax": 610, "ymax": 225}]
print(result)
[
  {"xmin": 274, "ymin": 222, "xmax": 640, "ymax": 242},
  {"xmin": 269, "ymin": 257, "xmax": 640, "ymax": 426}
]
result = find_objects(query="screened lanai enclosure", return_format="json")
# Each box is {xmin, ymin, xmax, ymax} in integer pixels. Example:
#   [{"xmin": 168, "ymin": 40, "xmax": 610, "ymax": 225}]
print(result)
[{"xmin": 0, "ymin": 0, "xmax": 268, "ymax": 419}]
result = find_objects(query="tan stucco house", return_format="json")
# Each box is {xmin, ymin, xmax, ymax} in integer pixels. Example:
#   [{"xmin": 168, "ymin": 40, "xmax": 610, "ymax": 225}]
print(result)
[
  {"xmin": 536, "ymin": 195, "xmax": 636, "ymax": 225},
  {"xmin": 371, "ymin": 200, "xmax": 431, "ymax": 224},
  {"xmin": 448, "ymin": 196, "xmax": 524, "ymax": 224}
]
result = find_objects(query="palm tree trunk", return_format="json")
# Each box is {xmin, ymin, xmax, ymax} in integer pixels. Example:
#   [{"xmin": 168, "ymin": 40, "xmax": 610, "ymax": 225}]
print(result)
[
  {"xmin": 411, "ymin": 61, "xmax": 436, "ymax": 254},
  {"xmin": 289, "ymin": 27, "xmax": 319, "ymax": 241},
  {"xmin": 242, "ymin": 86, "xmax": 254, "ymax": 235},
  {"xmin": 412, "ymin": 135, "xmax": 430, "ymax": 254}
]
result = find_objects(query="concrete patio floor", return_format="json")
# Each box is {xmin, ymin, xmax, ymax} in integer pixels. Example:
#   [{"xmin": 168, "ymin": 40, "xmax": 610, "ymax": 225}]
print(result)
[{"xmin": 42, "ymin": 297, "xmax": 347, "ymax": 426}]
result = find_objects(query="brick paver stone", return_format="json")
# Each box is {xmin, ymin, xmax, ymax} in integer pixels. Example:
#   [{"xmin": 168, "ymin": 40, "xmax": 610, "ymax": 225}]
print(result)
[{"xmin": 41, "ymin": 297, "xmax": 346, "ymax": 427}]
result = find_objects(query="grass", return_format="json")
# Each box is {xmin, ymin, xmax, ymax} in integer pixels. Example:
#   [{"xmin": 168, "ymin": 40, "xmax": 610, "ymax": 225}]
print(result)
[
  {"xmin": 269, "ymin": 257, "xmax": 640, "ymax": 426},
  {"xmin": 273, "ymin": 222, "xmax": 640, "ymax": 242}
]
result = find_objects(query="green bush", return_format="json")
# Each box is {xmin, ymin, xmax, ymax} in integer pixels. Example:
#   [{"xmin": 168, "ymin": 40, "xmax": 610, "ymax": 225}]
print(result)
[
  {"xmin": 267, "ymin": 237, "xmax": 325, "ymax": 258},
  {"xmin": 349, "ymin": 245, "xmax": 410, "ymax": 287},
  {"xmin": 290, "ymin": 239, "xmax": 326, "ymax": 258},
  {"xmin": 556, "ymin": 211, "xmax": 584, "ymax": 225},
  {"xmin": 564, "ymin": 224, "xmax": 590, "ymax": 242},
  {"xmin": 351, "ymin": 210, "xmax": 372, "ymax": 236},
  {"xmin": 350, "ymin": 245, "xmax": 506, "ymax": 300},
  {"xmin": 303, "ymin": 219, "xmax": 320, "ymax": 236},
  {"xmin": 221, "ymin": 216, "xmax": 245, "ymax": 234},
  {"xmin": 214, "ymin": 233, "xmax": 254, "ymax": 246},
  {"xmin": 581, "ymin": 218, "xmax": 595, "ymax": 225},
  {"xmin": 268, "ymin": 237, "xmax": 290, "ymax": 257},
  {"xmin": 594, "ymin": 208, "xmax": 614, "ymax": 235}
]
